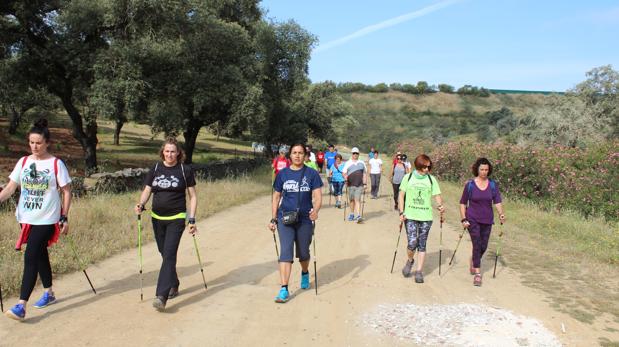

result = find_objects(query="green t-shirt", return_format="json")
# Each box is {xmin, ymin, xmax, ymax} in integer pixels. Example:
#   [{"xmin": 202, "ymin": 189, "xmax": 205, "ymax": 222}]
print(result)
[
  {"xmin": 399, "ymin": 171, "xmax": 441, "ymax": 221},
  {"xmin": 304, "ymin": 161, "xmax": 319, "ymax": 171}
]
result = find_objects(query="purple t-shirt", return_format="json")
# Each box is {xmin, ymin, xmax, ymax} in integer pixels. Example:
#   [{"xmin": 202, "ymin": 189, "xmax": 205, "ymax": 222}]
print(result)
[{"xmin": 459, "ymin": 180, "xmax": 502, "ymax": 225}]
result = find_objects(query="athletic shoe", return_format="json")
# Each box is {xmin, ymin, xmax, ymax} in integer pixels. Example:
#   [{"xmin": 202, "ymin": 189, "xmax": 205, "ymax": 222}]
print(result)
[
  {"xmin": 152, "ymin": 296, "xmax": 167, "ymax": 311},
  {"xmin": 5, "ymin": 304, "xmax": 25, "ymax": 321},
  {"xmin": 335, "ymin": 201, "xmax": 341, "ymax": 208},
  {"xmin": 347, "ymin": 214, "xmax": 354, "ymax": 221},
  {"xmin": 300, "ymin": 272, "xmax": 310, "ymax": 289},
  {"xmin": 473, "ymin": 274, "xmax": 482, "ymax": 287},
  {"xmin": 401, "ymin": 259, "xmax": 414, "ymax": 278},
  {"xmin": 168, "ymin": 287, "xmax": 179, "ymax": 299},
  {"xmin": 354, "ymin": 215, "xmax": 362, "ymax": 223},
  {"xmin": 33, "ymin": 291, "xmax": 56, "ymax": 308},
  {"xmin": 415, "ymin": 271, "xmax": 424, "ymax": 283},
  {"xmin": 274, "ymin": 287, "xmax": 289, "ymax": 303}
]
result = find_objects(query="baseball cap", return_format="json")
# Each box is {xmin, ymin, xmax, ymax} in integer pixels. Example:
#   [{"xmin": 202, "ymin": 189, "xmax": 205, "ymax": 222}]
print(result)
[{"xmin": 351, "ymin": 147, "xmax": 359, "ymax": 154}]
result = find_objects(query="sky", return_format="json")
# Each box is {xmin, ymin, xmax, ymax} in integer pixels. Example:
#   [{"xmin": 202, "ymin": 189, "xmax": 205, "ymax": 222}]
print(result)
[{"xmin": 260, "ymin": 0, "xmax": 619, "ymax": 91}]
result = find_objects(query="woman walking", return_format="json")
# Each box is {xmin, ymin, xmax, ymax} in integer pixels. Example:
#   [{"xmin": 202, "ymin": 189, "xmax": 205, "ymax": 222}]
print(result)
[
  {"xmin": 390, "ymin": 154, "xmax": 407, "ymax": 211},
  {"xmin": 328, "ymin": 154, "xmax": 346, "ymax": 208},
  {"xmin": 135, "ymin": 137, "xmax": 198, "ymax": 311},
  {"xmin": 398, "ymin": 154, "xmax": 444, "ymax": 284},
  {"xmin": 0, "ymin": 119, "xmax": 72, "ymax": 321},
  {"xmin": 459, "ymin": 158, "xmax": 505, "ymax": 286},
  {"xmin": 269, "ymin": 144, "xmax": 322, "ymax": 303}
]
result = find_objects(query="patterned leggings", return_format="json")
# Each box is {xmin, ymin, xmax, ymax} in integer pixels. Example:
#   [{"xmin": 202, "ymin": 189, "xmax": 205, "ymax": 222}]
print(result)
[{"xmin": 405, "ymin": 220, "xmax": 433, "ymax": 252}]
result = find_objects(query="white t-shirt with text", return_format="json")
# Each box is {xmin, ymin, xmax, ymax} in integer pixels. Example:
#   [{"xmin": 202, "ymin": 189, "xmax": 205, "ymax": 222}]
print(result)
[{"xmin": 9, "ymin": 156, "xmax": 71, "ymax": 225}]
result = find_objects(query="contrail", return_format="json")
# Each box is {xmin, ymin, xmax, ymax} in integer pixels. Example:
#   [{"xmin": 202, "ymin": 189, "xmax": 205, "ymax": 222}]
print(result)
[{"xmin": 315, "ymin": 0, "xmax": 464, "ymax": 53}]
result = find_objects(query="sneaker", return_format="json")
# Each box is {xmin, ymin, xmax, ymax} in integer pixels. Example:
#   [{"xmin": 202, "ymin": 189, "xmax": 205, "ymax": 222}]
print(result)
[
  {"xmin": 300, "ymin": 272, "xmax": 310, "ymax": 289},
  {"xmin": 33, "ymin": 291, "xmax": 56, "ymax": 308},
  {"xmin": 152, "ymin": 296, "xmax": 167, "ymax": 311},
  {"xmin": 168, "ymin": 287, "xmax": 179, "ymax": 299},
  {"xmin": 347, "ymin": 214, "xmax": 354, "ymax": 221},
  {"xmin": 274, "ymin": 287, "xmax": 289, "ymax": 303},
  {"xmin": 355, "ymin": 215, "xmax": 363, "ymax": 223},
  {"xmin": 335, "ymin": 201, "xmax": 341, "ymax": 208},
  {"xmin": 473, "ymin": 274, "xmax": 482, "ymax": 287},
  {"xmin": 5, "ymin": 303, "xmax": 25, "ymax": 321},
  {"xmin": 415, "ymin": 271, "xmax": 424, "ymax": 283},
  {"xmin": 401, "ymin": 259, "xmax": 414, "ymax": 278}
]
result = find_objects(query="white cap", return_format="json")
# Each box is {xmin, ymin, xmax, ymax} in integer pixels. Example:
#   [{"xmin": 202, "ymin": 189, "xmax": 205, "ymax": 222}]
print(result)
[{"xmin": 351, "ymin": 147, "xmax": 360, "ymax": 153}]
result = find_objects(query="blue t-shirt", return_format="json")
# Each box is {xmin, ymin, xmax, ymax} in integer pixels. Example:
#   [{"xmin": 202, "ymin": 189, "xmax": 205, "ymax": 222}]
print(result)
[
  {"xmin": 329, "ymin": 163, "xmax": 346, "ymax": 182},
  {"xmin": 324, "ymin": 150, "xmax": 337, "ymax": 168},
  {"xmin": 274, "ymin": 166, "xmax": 323, "ymax": 224}
]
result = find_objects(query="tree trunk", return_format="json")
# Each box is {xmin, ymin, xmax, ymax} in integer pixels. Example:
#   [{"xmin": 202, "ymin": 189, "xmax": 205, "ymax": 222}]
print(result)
[
  {"xmin": 8, "ymin": 106, "xmax": 20, "ymax": 135},
  {"xmin": 183, "ymin": 118, "xmax": 202, "ymax": 165},
  {"xmin": 113, "ymin": 101, "xmax": 126, "ymax": 146},
  {"xmin": 59, "ymin": 92, "xmax": 98, "ymax": 173}
]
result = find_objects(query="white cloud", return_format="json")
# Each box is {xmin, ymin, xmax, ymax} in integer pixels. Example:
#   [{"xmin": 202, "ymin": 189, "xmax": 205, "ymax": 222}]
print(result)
[{"xmin": 315, "ymin": 0, "xmax": 464, "ymax": 53}]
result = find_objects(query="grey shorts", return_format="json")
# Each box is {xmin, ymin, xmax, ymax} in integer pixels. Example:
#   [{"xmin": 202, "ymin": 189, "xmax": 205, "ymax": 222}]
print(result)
[{"xmin": 348, "ymin": 185, "xmax": 364, "ymax": 200}]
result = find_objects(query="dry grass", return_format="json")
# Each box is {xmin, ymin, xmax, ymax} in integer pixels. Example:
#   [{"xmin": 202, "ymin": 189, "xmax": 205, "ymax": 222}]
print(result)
[
  {"xmin": 439, "ymin": 181, "xmax": 619, "ymax": 326},
  {"xmin": 0, "ymin": 167, "xmax": 271, "ymax": 298}
]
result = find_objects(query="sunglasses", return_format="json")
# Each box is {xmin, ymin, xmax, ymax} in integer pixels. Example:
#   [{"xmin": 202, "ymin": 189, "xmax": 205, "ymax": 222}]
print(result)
[{"xmin": 352, "ymin": 152, "xmax": 359, "ymax": 155}]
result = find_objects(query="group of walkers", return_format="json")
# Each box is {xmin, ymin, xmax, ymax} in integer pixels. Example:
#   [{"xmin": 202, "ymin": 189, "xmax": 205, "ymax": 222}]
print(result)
[
  {"xmin": 268, "ymin": 143, "xmax": 506, "ymax": 302},
  {"xmin": 0, "ymin": 119, "xmax": 506, "ymax": 320}
]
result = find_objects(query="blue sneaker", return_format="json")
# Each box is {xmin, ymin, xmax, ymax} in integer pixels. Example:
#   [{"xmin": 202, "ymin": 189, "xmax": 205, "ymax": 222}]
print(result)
[
  {"xmin": 300, "ymin": 272, "xmax": 310, "ymax": 289},
  {"xmin": 274, "ymin": 287, "xmax": 289, "ymax": 303},
  {"xmin": 5, "ymin": 303, "xmax": 25, "ymax": 321},
  {"xmin": 355, "ymin": 215, "xmax": 363, "ymax": 223},
  {"xmin": 33, "ymin": 291, "xmax": 56, "ymax": 309},
  {"xmin": 347, "ymin": 213, "xmax": 354, "ymax": 221}
]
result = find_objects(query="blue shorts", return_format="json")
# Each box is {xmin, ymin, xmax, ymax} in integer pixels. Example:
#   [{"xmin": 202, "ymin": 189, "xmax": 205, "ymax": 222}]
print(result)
[{"xmin": 277, "ymin": 221, "xmax": 313, "ymax": 263}]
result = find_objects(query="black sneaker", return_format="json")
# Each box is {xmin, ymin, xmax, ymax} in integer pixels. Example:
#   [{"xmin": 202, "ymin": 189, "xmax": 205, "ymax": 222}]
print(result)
[
  {"xmin": 168, "ymin": 287, "xmax": 179, "ymax": 299},
  {"xmin": 415, "ymin": 271, "xmax": 424, "ymax": 283}
]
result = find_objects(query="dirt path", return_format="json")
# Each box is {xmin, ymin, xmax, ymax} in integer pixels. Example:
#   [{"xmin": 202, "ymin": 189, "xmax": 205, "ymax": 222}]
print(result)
[{"xmin": 0, "ymin": 179, "xmax": 612, "ymax": 346}]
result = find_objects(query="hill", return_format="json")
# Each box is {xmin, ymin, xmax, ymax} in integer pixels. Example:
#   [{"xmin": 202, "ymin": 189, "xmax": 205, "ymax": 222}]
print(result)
[{"xmin": 333, "ymin": 91, "xmax": 551, "ymax": 152}]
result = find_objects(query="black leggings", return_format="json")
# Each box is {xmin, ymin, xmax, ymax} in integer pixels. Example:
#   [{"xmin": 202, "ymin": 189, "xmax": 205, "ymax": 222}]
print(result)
[
  {"xmin": 152, "ymin": 218, "xmax": 185, "ymax": 299},
  {"xmin": 20, "ymin": 225, "xmax": 55, "ymax": 301},
  {"xmin": 392, "ymin": 183, "xmax": 401, "ymax": 206}
]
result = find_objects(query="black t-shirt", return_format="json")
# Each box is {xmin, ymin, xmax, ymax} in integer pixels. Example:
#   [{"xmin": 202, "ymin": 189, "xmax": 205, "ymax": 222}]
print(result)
[{"xmin": 144, "ymin": 162, "xmax": 196, "ymax": 216}]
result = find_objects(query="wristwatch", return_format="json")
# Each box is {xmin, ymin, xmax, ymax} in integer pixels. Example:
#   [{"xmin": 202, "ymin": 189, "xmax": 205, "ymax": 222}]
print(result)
[
  {"xmin": 188, "ymin": 218, "xmax": 196, "ymax": 225},
  {"xmin": 59, "ymin": 215, "xmax": 68, "ymax": 224},
  {"xmin": 270, "ymin": 218, "xmax": 278, "ymax": 225}
]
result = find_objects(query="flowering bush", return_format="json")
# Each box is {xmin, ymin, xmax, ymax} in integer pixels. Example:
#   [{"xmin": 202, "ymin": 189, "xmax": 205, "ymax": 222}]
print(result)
[{"xmin": 398, "ymin": 140, "xmax": 619, "ymax": 221}]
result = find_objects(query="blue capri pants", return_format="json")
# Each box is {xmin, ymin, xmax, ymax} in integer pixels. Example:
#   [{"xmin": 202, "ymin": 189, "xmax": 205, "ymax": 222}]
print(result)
[{"xmin": 277, "ymin": 220, "xmax": 313, "ymax": 263}]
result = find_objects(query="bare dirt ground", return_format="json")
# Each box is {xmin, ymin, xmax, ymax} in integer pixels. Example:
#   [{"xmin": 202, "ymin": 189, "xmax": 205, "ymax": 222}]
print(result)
[{"xmin": 1, "ymin": 180, "xmax": 616, "ymax": 346}]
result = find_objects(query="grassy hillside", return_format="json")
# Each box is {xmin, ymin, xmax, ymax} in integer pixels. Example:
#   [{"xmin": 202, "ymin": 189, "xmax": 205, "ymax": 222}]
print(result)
[{"xmin": 334, "ymin": 91, "xmax": 550, "ymax": 152}]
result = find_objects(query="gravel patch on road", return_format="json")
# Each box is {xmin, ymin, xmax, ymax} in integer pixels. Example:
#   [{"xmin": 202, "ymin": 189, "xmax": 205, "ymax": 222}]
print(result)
[{"xmin": 362, "ymin": 303, "xmax": 562, "ymax": 346}]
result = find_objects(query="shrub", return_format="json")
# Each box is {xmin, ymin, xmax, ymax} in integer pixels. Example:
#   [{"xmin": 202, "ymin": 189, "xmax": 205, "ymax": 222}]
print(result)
[{"xmin": 428, "ymin": 140, "xmax": 619, "ymax": 221}]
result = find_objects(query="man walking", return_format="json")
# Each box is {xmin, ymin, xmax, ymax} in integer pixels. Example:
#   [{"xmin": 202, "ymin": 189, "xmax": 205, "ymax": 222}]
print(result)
[
  {"xmin": 324, "ymin": 144, "xmax": 337, "ymax": 194},
  {"xmin": 343, "ymin": 147, "xmax": 367, "ymax": 222}
]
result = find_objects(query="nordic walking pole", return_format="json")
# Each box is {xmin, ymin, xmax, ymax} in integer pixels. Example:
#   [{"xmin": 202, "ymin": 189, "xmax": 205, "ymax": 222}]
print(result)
[
  {"xmin": 0, "ymin": 281, "xmax": 4, "ymax": 312},
  {"xmin": 192, "ymin": 234, "xmax": 208, "ymax": 291},
  {"xmin": 137, "ymin": 213, "xmax": 144, "ymax": 301},
  {"xmin": 390, "ymin": 221, "xmax": 404, "ymax": 273},
  {"xmin": 343, "ymin": 184, "xmax": 348, "ymax": 220},
  {"xmin": 493, "ymin": 223, "xmax": 504, "ymax": 278},
  {"xmin": 312, "ymin": 221, "xmax": 318, "ymax": 295},
  {"xmin": 66, "ymin": 235, "xmax": 97, "ymax": 294},
  {"xmin": 360, "ymin": 185, "xmax": 367, "ymax": 219},
  {"xmin": 272, "ymin": 233, "xmax": 279, "ymax": 259},
  {"xmin": 448, "ymin": 228, "xmax": 467, "ymax": 266},
  {"xmin": 439, "ymin": 214, "xmax": 444, "ymax": 276}
]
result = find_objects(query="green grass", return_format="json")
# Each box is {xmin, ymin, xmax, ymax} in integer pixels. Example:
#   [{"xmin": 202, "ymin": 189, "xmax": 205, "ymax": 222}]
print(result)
[
  {"xmin": 439, "ymin": 180, "xmax": 619, "ymax": 324},
  {"xmin": 0, "ymin": 167, "xmax": 272, "ymax": 298}
]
